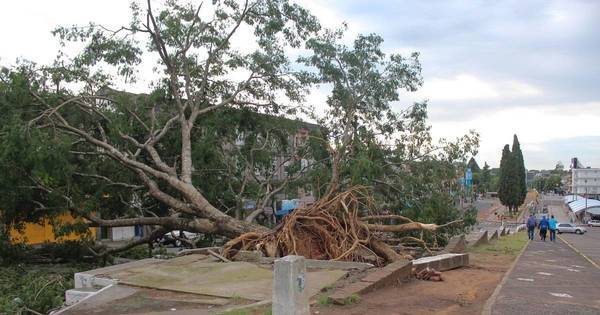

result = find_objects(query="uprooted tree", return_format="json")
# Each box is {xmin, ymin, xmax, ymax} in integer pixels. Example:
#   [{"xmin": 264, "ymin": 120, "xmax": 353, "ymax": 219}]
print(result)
[{"xmin": 1, "ymin": 0, "xmax": 478, "ymax": 263}]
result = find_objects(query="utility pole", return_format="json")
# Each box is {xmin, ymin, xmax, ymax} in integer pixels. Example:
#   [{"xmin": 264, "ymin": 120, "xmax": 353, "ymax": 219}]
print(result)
[{"xmin": 584, "ymin": 186, "xmax": 588, "ymax": 224}]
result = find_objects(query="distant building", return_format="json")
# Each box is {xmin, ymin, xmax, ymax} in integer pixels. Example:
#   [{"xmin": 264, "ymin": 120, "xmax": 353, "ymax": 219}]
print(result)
[
  {"xmin": 571, "ymin": 168, "xmax": 600, "ymax": 198},
  {"xmin": 570, "ymin": 157, "xmax": 600, "ymax": 199}
]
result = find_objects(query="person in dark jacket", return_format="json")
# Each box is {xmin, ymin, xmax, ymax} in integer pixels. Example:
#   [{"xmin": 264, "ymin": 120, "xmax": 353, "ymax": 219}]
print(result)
[
  {"xmin": 526, "ymin": 214, "xmax": 537, "ymax": 240},
  {"xmin": 539, "ymin": 215, "xmax": 549, "ymax": 241}
]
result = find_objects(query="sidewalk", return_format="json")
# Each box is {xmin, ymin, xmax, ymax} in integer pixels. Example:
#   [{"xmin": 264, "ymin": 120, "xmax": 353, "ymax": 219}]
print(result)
[{"xmin": 487, "ymin": 238, "xmax": 600, "ymax": 314}]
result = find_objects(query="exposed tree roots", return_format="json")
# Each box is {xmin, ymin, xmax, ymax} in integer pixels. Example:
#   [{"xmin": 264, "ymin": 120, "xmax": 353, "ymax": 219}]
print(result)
[{"xmin": 223, "ymin": 187, "xmax": 461, "ymax": 265}]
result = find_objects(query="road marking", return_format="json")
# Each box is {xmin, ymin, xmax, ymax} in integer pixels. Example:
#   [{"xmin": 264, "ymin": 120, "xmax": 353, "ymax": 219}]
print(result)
[
  {"xmin": 571, "ymin": 265, "xmax": 585, "ymax": 268},
  {"xmin": 558, "ymin": 235, "xmax": 600, "ymax": 270},
  {"xmin": 549, "ymin": 292, "xmax": 573, "ymax": 298},
  {"xmin": 566, "ymin": 268, "xmax": 581, "ymax": 272},
  {"xmin": 545, "ymin": 259, "xmax": 556, "ymax": 262},
  {"xmin": 517, "ymin": 278, "xmax": 534, "ymax": 282},
  {"xmin": 536, "ymin": 272, "xmax": 553, "ymax": 276}
]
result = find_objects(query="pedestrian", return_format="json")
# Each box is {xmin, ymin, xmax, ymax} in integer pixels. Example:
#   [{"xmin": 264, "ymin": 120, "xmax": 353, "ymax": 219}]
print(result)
[
  {"xmin": 526, "ymin": 214, "xmax": 536, "ymax": 240},
  {"xmin": 539, "ymin": 215, "xmax": 549, "ymax": 241},
  {"xmin": 549, "ymin": 215, "xmax": 557, "ymax": 242}
]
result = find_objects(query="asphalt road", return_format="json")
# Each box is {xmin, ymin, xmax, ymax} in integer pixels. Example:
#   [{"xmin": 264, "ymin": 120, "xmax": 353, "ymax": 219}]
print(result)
[
  {"xmin": 490, "ymin": 238, "xmax": 600, "ymax": 314},
  {"xmin": 560, "ymin": 227, "xmax": 600, "ymax": 266}
]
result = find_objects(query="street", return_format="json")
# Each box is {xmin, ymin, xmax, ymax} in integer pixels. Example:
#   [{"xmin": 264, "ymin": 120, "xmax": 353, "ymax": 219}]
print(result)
[
  {"xmin": 490, "ymin": 238, "xmax": 600, "ymax": 314},
  {"xmin": 488, "ymin": 195, "xmax": 600, "ymax": 314}
]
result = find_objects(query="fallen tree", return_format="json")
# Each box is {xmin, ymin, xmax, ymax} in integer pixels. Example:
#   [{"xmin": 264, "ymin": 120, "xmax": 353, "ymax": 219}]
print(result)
[{"xmin": 223, "ymin": 186, "xmax": 461, "ymax": 265}]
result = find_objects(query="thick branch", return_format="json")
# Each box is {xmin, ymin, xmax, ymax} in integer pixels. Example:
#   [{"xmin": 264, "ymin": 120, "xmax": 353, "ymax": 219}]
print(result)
[{"xmin": 365, "ymin": 219, "xmax": 462, "ymax": 233}]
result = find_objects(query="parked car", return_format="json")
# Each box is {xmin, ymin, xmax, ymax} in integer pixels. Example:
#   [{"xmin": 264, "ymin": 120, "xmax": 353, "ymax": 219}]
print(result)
[
  {"xmin": 588, "ymin": 220, "xmax": 600, "ymax": 227},
  {"xmin": 157, "ymin": 230, "xmax": 201, "ymax": 247},
  {"xmin": 556, "ymin": 223, "xmax": 587, "ymax": 234}
]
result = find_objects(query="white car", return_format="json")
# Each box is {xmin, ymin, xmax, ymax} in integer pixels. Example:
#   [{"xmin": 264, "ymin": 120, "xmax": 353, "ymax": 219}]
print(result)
[
  {"xmin": 556, "ymin": 223, "xmax": 587, "ymax": 234},
  {"xmin": 588, "ymin": 220, "xmax": 600, "ymax": 227},
  {"xmin": 158, "ymin": 230, "xmax": 201, "ymax": 247}
]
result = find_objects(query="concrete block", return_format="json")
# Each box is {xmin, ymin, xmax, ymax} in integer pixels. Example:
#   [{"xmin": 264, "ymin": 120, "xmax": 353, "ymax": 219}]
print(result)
[
  {"xmin": 361, "ymin": 259, "xmax": 412, "ymax": 289},
  {"xmin": 272, "ymin": 255, "xmax": 309, "ymax": 315},
  {"xmin": 413, "ymin": 253, "xmax": 469, "ymax": 272},
  {"xmin": 467, "ymin": 230, "xmax": 488, "ymax": 247},
  {"xmin": 74, "ymin": 272, "xmax": 117, "ymax": 289},
  {"xmin": 305, "ymin": 259, "xmax": 374, "ymax": 270},
  {"xmin": 65, "ymin": 288, "xmax": 97, "ymax": 306},
  {"xmin": 489, "ymin": 230, "xmax": 499, "ymax": 241},
  {"xmin": 441, "ymin": 235, "xmax": 466, "ymax": 254},
  {"xmin": 329, "ymin": 259, "xmax": 412, "ymax": 304}
]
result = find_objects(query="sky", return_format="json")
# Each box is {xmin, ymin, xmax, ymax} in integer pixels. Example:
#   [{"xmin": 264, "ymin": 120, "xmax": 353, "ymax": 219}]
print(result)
[{"xmin": 1, "ymin": 0, "xmax": 599, "ymax": 170}]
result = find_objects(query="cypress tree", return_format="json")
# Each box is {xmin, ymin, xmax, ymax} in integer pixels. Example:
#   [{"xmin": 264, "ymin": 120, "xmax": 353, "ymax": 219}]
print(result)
[
  {"xmin": 498, "ymin": 145, "xmax": 511, "ymax": 211},
  {"xmin": 511, "ymin": 135, "xmax": 527, "ymax": 209}
]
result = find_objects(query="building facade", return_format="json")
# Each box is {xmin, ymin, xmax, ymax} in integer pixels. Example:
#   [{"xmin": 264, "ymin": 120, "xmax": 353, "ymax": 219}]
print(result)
[{"xmin": 571, "ymin": 168, "xmax": 600, "ymax": 198}]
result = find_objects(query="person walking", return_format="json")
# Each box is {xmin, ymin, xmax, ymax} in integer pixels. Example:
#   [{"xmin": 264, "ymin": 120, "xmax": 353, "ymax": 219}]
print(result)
[
  {"xmin": 527, "ymin": 214, "xmax": 537, "ymax": 240},
  {"xmin": 539, "ymin": 215, "xmax": 549, "ymax": 241},
  {"xmin": 549, "ymin": 215, "xmax": 558, "ymax": 242}
]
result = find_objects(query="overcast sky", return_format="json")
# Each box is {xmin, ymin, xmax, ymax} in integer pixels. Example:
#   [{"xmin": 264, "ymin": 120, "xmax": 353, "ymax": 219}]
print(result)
[{"xmin": 1, "ymin": 0, "xmax": 599, "ymax": 170}]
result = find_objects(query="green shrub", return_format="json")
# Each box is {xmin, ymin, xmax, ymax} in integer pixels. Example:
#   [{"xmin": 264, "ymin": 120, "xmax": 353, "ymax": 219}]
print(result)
[
  {"xmin": 0, "ymin": 263, "xmax": 95, "ymax": 314},
  {"xmin": 0, "ymin": 235, "xmax": 31, "ymax": 265}
]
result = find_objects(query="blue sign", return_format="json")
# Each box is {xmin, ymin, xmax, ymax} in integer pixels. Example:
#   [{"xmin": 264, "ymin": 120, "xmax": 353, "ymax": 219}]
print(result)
[{"xmin": 465, "ymin": 168, "xmax": 473, "ymax": 187}]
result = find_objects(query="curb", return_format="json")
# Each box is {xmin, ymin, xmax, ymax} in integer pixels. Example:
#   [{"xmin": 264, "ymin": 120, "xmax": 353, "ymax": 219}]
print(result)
[
  {"xmin": 481, "ymin": 238, "xmax": 530, "ymax": 315},
  {"xmin": 558, "ymin": 235, "xmax": 600, "ymax": 270}
]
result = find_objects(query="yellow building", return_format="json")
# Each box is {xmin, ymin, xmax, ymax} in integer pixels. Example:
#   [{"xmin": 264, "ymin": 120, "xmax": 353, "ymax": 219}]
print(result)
[{"xmin": 9, "ymin": 213, "xmax": 95, "ymax": 245}]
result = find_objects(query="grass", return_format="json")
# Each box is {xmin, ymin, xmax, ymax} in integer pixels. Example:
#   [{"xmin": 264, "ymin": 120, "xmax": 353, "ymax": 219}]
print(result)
[
  {"xmin": 344, "ymin": 293, "xmax": 361, "ymax": 305},
  {"xmin": 317, "ymin": 294, "xmax": 333, "ymax": 306},
  {"xmin": 470, "ymin": 231, "xmax": 529, "ymax": 256}
]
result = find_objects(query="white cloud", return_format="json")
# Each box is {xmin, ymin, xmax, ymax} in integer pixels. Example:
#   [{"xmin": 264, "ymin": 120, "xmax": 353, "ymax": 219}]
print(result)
[
  {"xmin": 422, "ymin": 74, "xmax": 498, "ymax": 100},
  {"xmin": 505, "ymin": 80, "xmax": 542, "ymax": 97},
  {"xmin": 431, "ymin": 102, "xmax": 600, "ymax": 168},
  {"xmin": 411, "ymin": 73, "xmax": 543, "ymax": 101}
]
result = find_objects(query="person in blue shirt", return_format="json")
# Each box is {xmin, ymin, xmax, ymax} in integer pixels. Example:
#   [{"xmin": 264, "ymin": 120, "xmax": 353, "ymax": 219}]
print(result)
[
  {"xmin": 548, "ymin": 215, "xmax": 558, "ymax": 242},
  {"xmin": 526, "ymin": 214, "xmax": 537, "ymax": 240},
  {"xmin": 539, "ymin": 215, "xmax": 549, "ymax": 241}
]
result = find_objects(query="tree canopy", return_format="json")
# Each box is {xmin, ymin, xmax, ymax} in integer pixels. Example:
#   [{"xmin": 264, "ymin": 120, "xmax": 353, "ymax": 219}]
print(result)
[{"xmin": 1, "ymin": 0, "xmax": 479, "ymax": 258}]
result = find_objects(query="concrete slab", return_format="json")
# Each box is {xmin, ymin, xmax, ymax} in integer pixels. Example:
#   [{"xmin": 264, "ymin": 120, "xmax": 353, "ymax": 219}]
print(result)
[
  {"xmin": 76, "ymin": 255, "xmax": 347, "ymax": 302},
  {"xmin": 441, "ymin": 235, "xmax": 466, "ymax": 254},
  {"xmin": 489, "ymin": 230, "xmax": 499, "ymax": 241},
  {"xmin": 75, "ymin": 258, "xmax": 162, "ymax": 289},
  {"xmin": 328, "ymin": 259, "xmax": 412, "ymax": 304},
  {"xmin": 412, "ymin": 253, "xmax": 469, "ymax": 272},
  {"xmin": 305, "ymin": 259, "xmax": 374, "ymax": 270},
  {"xmin": 65, "ymin": 287, "xmax": 98, "ymax": 306},
  {"xmin": 56, "ymin": 284, "xmax": 234, "ymax": 315},
  {"xmin": 466, "ymin": 230, "xmax": 488, "ymax": 247}
]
